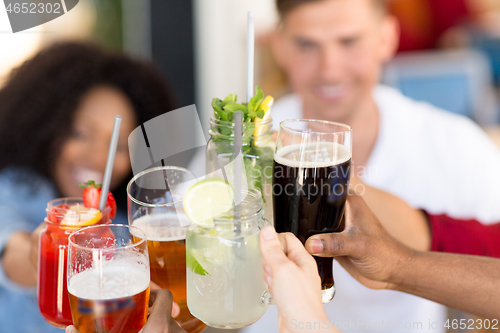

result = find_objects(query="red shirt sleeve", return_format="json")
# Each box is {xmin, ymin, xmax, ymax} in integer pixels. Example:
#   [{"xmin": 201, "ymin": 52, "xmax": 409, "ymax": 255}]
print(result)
[{"xmin": 427, "ymin": 213, "xmax": 500, "ymax": 258}]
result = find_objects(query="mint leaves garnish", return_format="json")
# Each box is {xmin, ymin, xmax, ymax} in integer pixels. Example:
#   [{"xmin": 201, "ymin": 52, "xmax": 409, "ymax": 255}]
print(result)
[{"xmin": 211, "ymin": 87, "xmax": 265, "ymax": 123}]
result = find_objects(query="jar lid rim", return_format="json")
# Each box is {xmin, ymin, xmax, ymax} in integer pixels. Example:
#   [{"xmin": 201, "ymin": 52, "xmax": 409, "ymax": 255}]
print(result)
[
  {"xmin": 213, "ymin": 188, "xmax": 264, "ymax": 222},
  {"xmin": 210, "ymin": 116, "xmax": 273, "ymax": 126}
]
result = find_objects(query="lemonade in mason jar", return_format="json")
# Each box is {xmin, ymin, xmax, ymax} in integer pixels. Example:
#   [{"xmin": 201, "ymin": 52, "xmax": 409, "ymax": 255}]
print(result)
[{"xmin": 183, "ymin": 182, "xmax": 270, "ymax": 329}]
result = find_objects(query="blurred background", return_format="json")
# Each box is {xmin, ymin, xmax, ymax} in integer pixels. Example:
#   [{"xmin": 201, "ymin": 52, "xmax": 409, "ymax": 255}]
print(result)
[
  {"xmin": 1, "ymin": 0, "xmax": 500, "ymax": 332},
  {"xmin": 1, "ymin": 0, "xmax": 500, "ymax": 134},
  {"xmin": 0, "ymin": 0, "xmax": 280, "ymax": 133}
]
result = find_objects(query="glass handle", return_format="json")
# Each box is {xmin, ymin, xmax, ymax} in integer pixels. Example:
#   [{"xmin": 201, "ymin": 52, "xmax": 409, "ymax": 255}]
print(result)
[
  {"xmin": 260, "ymin": 290, "xmax": 274, "ymax": 305},
  {"xmin": 258, "ymin": 218, "xmax": 271, "ymax": 229}
]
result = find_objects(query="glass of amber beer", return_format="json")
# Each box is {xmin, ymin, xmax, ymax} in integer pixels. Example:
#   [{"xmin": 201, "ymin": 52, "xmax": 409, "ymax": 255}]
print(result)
[
  {"xmin": 67, "ymin": 224, "xmax": 150, "ymax": 333},
  {"xmin": 273, "ymin": 119, "xmax": 352, "ymax": 303},
  {"xmin": 127, "ymin": 166, "xmax": 206, "ymax": 333}
]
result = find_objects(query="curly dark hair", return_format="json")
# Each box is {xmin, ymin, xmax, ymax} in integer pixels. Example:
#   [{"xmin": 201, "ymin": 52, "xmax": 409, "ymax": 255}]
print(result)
[{"xmin": 0, "ymin": 41, "xmax": 177, "ymax": 211}]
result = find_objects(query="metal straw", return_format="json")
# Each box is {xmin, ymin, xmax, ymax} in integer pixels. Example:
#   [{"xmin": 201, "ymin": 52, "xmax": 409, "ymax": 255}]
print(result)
[
  {"xmin": 246, "ymin": 11, "xmax": 255, "ymax": 103},
  {"xmin": 233, "ymin": 112, "xmax": 243, "ymax": 226},
  {"xmin": 233, "ymin": 112, "xmax": 244, "ymax": 259},
  {"xmin": 99, "ymin": 115, "xmax": 122, "ymax": 211}
]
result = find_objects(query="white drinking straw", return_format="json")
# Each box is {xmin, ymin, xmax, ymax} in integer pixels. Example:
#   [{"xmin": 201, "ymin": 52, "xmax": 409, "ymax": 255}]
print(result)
[
  {"xmin": 246, "ymin": 11, "xmax": 255, "ymax": 103},
  {"xmin": 99, "ymin": 115, "xmax": 122, "ymax": 211}
]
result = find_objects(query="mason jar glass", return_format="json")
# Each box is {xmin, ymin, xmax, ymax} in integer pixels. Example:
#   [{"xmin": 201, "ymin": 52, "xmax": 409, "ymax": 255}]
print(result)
[
  {"xmin": 38, "ymin": 198, "xmax": 111, "ymax": 328},
  {"xmin": 186, "ymin": 188, "xmax": 270, "ymax": 328},
  {"xmin": 206, "ymin": 116, "xmax": 275, "ymax": 224}
]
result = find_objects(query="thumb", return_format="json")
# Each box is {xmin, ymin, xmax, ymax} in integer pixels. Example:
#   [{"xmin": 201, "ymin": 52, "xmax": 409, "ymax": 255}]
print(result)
[
  {"xmin": 144, "ymin": 289, "xmax": 174, "ymax": 329},
  {"xmin": 305, "ymin": 232, "xmax": 354, "ymax": 258},
  {"xmin": 65, "ymin": 326, "xmax": 79, "ymax": 333},
  {"xmin": 260, "ymin": 226, "xmax": 289, "ymax": 270}
]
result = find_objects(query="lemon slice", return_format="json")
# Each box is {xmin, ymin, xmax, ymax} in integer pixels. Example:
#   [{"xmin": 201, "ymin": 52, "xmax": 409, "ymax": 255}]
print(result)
[
  {"xmin": 254, "ymin": 96, "xmax": 274, "ymax": 146},
  {"xmin": 183, "ymin": 178, "xmax": 234, "ymax": 228},
  {"xmin": 186, "ymin": 249, "xmax": 210, "ymax": 275},
  {"xmin": 61, "ymin": 205, "xmax": 102, "ymax": 228},
  {"xmin": 188, "ymin": 245, "xmax": 232, "ymax": 276},
  {"xmin": 259, "ymin": 95, "xmax": 274, "ymax": 113}
]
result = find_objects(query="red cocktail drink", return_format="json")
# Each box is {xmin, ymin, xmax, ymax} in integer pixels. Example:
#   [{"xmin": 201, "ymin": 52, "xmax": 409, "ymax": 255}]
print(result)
[{"xmin": 38, "ymin": 198, "xmax": 110, "ymax": 328}]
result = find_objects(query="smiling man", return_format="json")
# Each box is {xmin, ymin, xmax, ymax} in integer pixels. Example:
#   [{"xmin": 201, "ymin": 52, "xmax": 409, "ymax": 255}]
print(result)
[
  {"xmin": 271, "ymin": 0, "xmax": 395, "ymax": 169},
  {"xmin": 250, "ymin": 0, "xmax": 500, "ymax": 332}
]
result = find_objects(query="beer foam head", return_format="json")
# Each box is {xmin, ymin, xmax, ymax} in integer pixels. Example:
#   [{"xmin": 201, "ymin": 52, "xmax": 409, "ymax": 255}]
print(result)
[
  {"xmin": 131, "ymin": 213, "xmax": 188, "ymax": 241},
  {"xmin": 68, "ymin": 259, "xmax": 150, "ymax": 300},
  {"xmin": 275, "ymin": 142, "xmax": 351, "ymax": 168}
]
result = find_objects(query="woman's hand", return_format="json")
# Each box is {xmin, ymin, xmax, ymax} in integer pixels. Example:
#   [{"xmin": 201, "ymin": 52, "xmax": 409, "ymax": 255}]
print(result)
[
  {"xmin": 260, "ymin": 226, "xmax": 337, "ymax": 333},
  {"xmin": 1, "ymin": 228, "xmax": 40, "ymax": 287}
]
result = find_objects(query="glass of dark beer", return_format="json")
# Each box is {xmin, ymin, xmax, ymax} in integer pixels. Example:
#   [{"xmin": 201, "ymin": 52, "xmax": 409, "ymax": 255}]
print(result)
[{"xmin": 273, "ymin": 119, "xmax": 352, "ymax": 303}]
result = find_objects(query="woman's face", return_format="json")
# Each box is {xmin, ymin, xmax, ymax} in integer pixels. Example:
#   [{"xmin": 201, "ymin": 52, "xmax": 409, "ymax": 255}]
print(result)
[{"xmin": 54, "ymin": 86, "xmax": 138, "ymax": 197}]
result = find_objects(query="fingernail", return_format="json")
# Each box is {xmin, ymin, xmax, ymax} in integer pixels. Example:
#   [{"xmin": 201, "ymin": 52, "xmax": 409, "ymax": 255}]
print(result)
[
  {"xmin": 261, "ymin": 226, "xmax": 276, "ymax": 241},
  {"xmin": 65, "ymin": 326, "xmax": 73, "ymax": 333},
  {"xmin": 309, "ymin": 239, "xmax": 324, "ymax": 254}
]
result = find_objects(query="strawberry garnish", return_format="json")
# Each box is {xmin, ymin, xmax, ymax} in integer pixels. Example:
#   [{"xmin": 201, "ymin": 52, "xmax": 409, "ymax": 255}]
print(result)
[
  {"xmin": 104, "ymin": 193, "xmax": 117, "ymax": 220},
  {"xmin": 79, "ymin": 180, "xmax": 117, "ymax": 219}
]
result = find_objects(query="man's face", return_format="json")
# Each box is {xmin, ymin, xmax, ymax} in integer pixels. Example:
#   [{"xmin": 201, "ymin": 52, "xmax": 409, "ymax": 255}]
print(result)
[{"xmin": 274, "ymin": 0, "xmax": 398, "ymax": 122}]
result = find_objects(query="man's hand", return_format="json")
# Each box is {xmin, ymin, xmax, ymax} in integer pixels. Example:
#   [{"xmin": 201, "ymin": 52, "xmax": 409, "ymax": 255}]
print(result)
[
  {"xmin": 65, "ymin": 290, "xmax": 186, "ymax": 333},
  {"xmin": 304, "ymin": 194, "xmax": 415, "ymax": 290},
  {"xmin": 259, "ymin": 226, "xmax": 335, "ymax": 333},
  {"xmin": 142, "ymin": 289, "xmax": 185, "ymax": 333}
]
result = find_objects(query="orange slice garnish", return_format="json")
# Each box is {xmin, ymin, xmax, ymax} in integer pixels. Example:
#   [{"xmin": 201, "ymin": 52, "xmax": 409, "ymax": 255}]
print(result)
[{"xmin": 61, "ymin": 204, "xmax": 102, "ymax": 229}]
